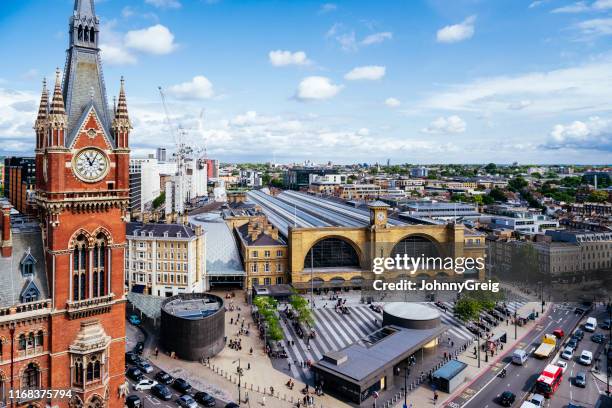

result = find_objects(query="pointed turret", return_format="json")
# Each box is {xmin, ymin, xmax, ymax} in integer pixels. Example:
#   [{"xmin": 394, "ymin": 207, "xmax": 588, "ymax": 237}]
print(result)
[
  {"xmin": 74, "ymin": 0, "xmax": 96, "ymax": 18},
  {"xmin": 112, "ymin": 77, "xmax": 131, "ymax": 149},
  {"xmin": 34, "ymin": 79, "xmax": 49, "ymax": 149},
  {"xmin": 48, "ymin": 69, "xmax": 68, "ymax": 147}
]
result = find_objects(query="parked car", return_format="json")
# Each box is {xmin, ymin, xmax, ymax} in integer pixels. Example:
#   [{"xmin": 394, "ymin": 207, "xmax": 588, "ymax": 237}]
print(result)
[
  {"xmin": 554, "ymin": 360, "xmax": 567, "ymax": 373},
  {"xmin": 133, "ymin": 341, "xmax": 145, "ymax": 354},
  {"xmin": 134, "ymin": 379, "xmax": 158, "ymax": 391},
  {"xmin": 173, "ymin": 378, "xmax": 192, "ymax": 393},
  {"xmin": 125, "ymin": 351, "xmax": 140, "ymax": 364},
  {"xmin": 499, "ymin": 391, "xmax": 516, "ymax": 407},
  {"xmin": 126, "ymin": 395, "xmax": 142, "ymax": 408},
  {"xmin": 225, "ymin": 403, "xmax": 240, "ymax": 408},
  {"xmin": 177, "ymin": 395, "xmax": 198, "ymax": 408},
  {"xmin": 592, "ymin": 333, "xmax": 607, "ymax": 344},
  {"xmin": 152, "ymin": 384, "xmax": 172, "ymax": 401},
  {"xmin": 574, "ymin": 372, "xmax": 587, "ymax": 387},
  {"xmin": 552, "ymin": 329, "xmax": 565, "ymax": 339},
  {"xmin": 561, "ymin": 347, "xmax": 574, "ymax": 360},
  {"xmin": 126, "ymin": 367, "xmax": 144, "ymax": 382},
  {"xmin": 574, "ymin": 307, "xmax": 585, "ymax": 314},
  {"xmin": 527, "ymin": 394, "xmax": 545, "ymax": 407},
  {"xmin": 136, "ymin": 360, "xmax": 154, "ymax": 374},
  {"xmin": 579, "ymin": 350, "xmax": 593, "ymax": 365},
  {"xmin": 572, "ymin": 329, "xmax": 584, "ymax": 341},
  {"xmin": 155, "ymin": 370, "xmax": 174, "ymax": 385},
  {"xmin": 128, "ymin": 314, "xmax": 141, "ymax": 325},
  {"xmin": 601, "ymin": 319, "xmax": 612, "ymax": 330},
  {"xmin": 194, "ymin": 392, "xmax": 216, "ymax": 407},
  {"xmin": 567, "ymin": 338, "xmax": 578, "ymax": 350}
]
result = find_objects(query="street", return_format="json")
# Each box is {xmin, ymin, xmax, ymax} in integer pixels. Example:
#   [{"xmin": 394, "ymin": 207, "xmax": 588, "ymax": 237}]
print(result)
[{"xmin": 445, "ymin": 303, "xmax": 606, "ymax": 408}]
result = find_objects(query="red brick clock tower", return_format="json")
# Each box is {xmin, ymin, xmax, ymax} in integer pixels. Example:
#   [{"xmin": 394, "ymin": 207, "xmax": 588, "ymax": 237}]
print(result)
[{"xmin": 34, "ymin": 0, "xmax": 129, "ymax": 406}]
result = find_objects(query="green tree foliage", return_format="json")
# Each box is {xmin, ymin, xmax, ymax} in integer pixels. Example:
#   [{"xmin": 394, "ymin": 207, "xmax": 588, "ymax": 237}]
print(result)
[
  {"xmin": 588, "ymin": 190, "xmax": 609, "ymax": 203},
  {"xmin": 484, "ymin": 163, "xmax": 497, "ymax": 173},
  {"xmin": 289, "ymin": 295, "xmax": 315, "ymax": 326},
  {"xmin": 508, "ymin": 176, "xmax": 528, "ymax": 192},
  {"xmin": 152, "ymin": 192, "xmax": 166, "ymax": 209},
  {"xmin": 454, "ymin": 298, "xmax": 481, "ymax": 321},
  {"xmin": 488, "ymin": 188, "xmax": 507, "ymax": 202},
  {"xmin": 253, "ymin": 296, "xmax": 284, "ymax": 341}
]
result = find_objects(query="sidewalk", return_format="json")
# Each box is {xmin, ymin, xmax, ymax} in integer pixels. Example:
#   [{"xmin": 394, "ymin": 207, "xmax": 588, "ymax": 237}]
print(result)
[{"xmin": 388, "ymin": 301, "xmax": 552, "ymax": 408}]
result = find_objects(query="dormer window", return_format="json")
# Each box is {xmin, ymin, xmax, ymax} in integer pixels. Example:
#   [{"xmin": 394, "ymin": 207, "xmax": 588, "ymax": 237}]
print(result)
[
  {"xmin": 21, "ymin": 280, "xmax": 40, "ymax": 304},
  {"xmin": 177, "ymin": 232, "xmax": 182, "ymax": 238},
  {"xmin": 163, "ymin": 232, "xmax": 168, "ymax": 238},
  {"xmin": 20, "ymin": 249, "xmax": 37, "ymax": 277}
]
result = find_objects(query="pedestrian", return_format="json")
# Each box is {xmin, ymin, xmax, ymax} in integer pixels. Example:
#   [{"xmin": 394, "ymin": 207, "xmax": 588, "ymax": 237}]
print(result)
[
  {"xmin": 288, "ymin": 361, "xmax": 291, "ymax": 370},
  {"xmin": 262, "ymin": 396, "xmax": 266, "ymax": 406},
  {"xmin": 451, "ymin": 340, "xmax": 454, "ymax": 348},
  {"xmin": 230, "ymin": 317, "xmax": 233, "ymax": 325},
  {"xmin": 248, "ymin": 362, "xmax": 251, "ymax": 370},
  {"xmin": 154, "ymin": 347, "xmax": 159, "ymax": 358}
]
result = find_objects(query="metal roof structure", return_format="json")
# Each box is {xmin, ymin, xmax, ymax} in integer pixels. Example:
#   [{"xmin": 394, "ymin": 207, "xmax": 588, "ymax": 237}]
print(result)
[{"xmin": 246, "ymin": 190, "xmax": 406, "ymax": 236}]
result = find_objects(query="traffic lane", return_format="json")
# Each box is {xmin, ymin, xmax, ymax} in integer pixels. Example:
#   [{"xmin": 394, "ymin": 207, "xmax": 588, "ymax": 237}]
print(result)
[
  {"xmin": 552, "ymin": 307, "xmax": 609, "ymax": 408},
  {"xmin": 126, "ymin": 364, "xmax": 229, "ymax": 407},
  {"xmin": 453, "ymin": 306, "xmax": 582, "ymax": 408}
]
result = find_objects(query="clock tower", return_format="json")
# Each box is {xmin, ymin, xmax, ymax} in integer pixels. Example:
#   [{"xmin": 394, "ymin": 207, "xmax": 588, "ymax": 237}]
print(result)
[
  {"xmin": 368, "ymin": 200, "xmax": 389, "ymax": 227},
  {"xmin": 34, "ymin": 0, "xmax": 129, "ymax": 406}
]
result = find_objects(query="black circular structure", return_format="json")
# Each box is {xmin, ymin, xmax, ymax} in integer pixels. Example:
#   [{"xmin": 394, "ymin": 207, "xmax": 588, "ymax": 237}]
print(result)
[
  {"xmin": 160, "ymin": 293, "xmax": 225, "ymax": 361},
  {"xmin": 382, "ymin": 302, "xmax": 441, "ymax": 330}
]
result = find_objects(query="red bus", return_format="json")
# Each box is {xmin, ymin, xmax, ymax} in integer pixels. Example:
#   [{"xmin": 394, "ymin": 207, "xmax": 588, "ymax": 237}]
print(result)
[{"xmin": 535, "ymin": 364, "xmax": 563, "ymax": 397}]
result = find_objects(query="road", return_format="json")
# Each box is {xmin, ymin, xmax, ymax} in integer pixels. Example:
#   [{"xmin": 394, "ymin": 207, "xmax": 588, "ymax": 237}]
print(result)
[
  {"xmin": 444, "ymin": 303, "xmax": 605, "ymax": 408},
  {"xmin": 125, "ymin": 321, "xmax": 234, "ymax": 408}
]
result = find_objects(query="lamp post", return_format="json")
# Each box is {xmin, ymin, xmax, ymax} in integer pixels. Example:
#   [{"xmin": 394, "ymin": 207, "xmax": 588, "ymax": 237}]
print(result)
[
  {"xmin": 310, "ymin": 250, "xmax": 314, "ymax": 310},
  {"xmin": 233, "ymin": 358, "xmax": 242, "ymax": 405},
  {"xmin": 514, "ymin": 301, "xmax": 518, "ymax": 340},
  {"xmin": 403, "ymin": 365, "xmax": 410, "ymax": 408},
  {"xmin": 477, "ymin": 327, "xmax": 481, "ymax": 369}
]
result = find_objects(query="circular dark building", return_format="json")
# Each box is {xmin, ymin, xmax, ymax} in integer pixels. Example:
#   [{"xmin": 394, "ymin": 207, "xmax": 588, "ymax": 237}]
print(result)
[
  {"xmin": 382, "ymin": 302, "xmax": 440, "ymax": 330},
  {"xmin": 160, "ymin": 293, "xmax": 225, "ymax": 360}
]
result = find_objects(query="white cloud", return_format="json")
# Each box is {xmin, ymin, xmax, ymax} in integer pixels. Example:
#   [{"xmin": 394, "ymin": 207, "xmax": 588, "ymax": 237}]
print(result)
[
  {"xmin": 100, "ymin": 44, "xmax": 138, "ymax": 65},
  {"xmin": 436, "ymin": 15, "xmax": 476, "ymax": 43},
  {"xmin": 419, "ymin": 56, "xmax": 612, "ymax": 114},
  {"xmin": 552, "ymin": 1, "xmax": 590, "ymax": 13},
  {"xmin": 269, "ymin": 50, "xmax": 311, "ymax": 67},
  {"xmin": 145, "ymin": 0, "xmax": 181, "ymax": 9},
  {"xmin": 385, "ymin": 97, "xmax": 401, "ymax": 108},
  {"xmin": 361, "ymin": 32, "xmax": 393, "ymax": 45},
  {"xmin": 421, "ymin": 115, "xmax": 466, "ymax": 134},
  {"xmin": 319, "ymin": 3, "xmax": 337, "ymax": 13},
  {"xmin": 545, "ymin": 116, "xmax": 612, "ymax": 150},
  {"xmin": 167, "ymin": 76, "xmax": 214, "ymax": 100},
  {"xmin": 529, "ymin": 1, "xmax": 544, "ymax": 8},
  {"xmin": 121, "ymin": 7, "xmax": 135, "ymax": 18},
  {"xmin": 296, "ymin": 76, "xmax": 342, "ymax": 101},
  {"xmin": 508, "ymin": 100, "xmax": 532, "ymax": 110},
  {"xmin": 593, "ymin": 0, "xmax": 612, "ymax": 10},
  {"xmin": 356, "ymin": 128, "xmax": 370, "ymax": 136},
  {"xmin": 344, "ymin": 66, "xmax": 386, "ymax": 81},
  {"xmin": 574, "ymin": 18, "xmax": 612, "ymax": 40},
  {"xmin": 125, "ymin": 24, "xmax": 176, "ymax": 55}
]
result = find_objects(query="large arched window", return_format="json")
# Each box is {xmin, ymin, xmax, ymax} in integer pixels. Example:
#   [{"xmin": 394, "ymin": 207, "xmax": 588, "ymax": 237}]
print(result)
[
  {"xmin": 73, "ymin": 358, "xmax": 83, "ymax": 386},
  {"xmin": 390, "ymin": 236, "xmax": 441, "ymax": 261},
  {"xmin": 22, "ymin": 363, "xmax": 39, "ymax": 390},
  {"xmin": 77, "ymin": 25, "xmax": 83, "ymax": 41},
  {"xmin": 73, "ymin": 235, "xmax": 88, "ymax": 301},
  {"xmin": 93, "ymin": 234, "xmax": 107, "ymax": 297},
  {"xmin": 304, "ymin": 238, "xmax": 360, "ymax": 269}
]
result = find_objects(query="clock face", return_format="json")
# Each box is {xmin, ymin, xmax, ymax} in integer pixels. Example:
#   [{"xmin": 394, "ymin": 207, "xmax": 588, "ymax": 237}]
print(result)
[
  {"xmin": 376, "ymin": 212, "xmax": 386, "ymax": 222},
  {"xmin": 73, "ymin": 148, "xmax": 109, "ymax": 182}
]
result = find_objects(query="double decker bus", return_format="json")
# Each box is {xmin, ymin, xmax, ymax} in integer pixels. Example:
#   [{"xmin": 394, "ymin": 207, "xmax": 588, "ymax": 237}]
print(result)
[{"xmin": 534, "ymin": 364, "xmax": 563, "ymax": 397}]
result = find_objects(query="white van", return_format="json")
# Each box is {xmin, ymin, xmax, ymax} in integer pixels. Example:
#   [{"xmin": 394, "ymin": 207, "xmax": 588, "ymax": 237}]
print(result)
[
  {"xmin": 584, "ymin": 317, "xmax": 597, "ymax": 332},
  {"xmin": 512, "ymin": 349, "xmax": 528, "ymax": 365}
]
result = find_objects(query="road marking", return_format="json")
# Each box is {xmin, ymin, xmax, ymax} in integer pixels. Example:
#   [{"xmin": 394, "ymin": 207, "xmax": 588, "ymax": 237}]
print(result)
[{"xmin": 460, "ymin": 361, "xmax": 512, "ymax": 407}]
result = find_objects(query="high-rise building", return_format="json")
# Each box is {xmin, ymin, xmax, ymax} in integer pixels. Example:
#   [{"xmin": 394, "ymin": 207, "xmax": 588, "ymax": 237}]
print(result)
[
  {"xmin": 156, "ymin": 147, "xmax": 167, "ymax": 162},
  {"xmin": 3, "ymin": 156, "xmax": 36, "ymax": 214},
  {"xmin": 0, "ymin": 1, "xmax": 129, "ymax": 406}
]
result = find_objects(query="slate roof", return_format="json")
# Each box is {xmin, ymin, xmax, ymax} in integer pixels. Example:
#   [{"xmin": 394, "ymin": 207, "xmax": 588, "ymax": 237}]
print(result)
[
  {"xmin": 236, "ymin": 223, "xmax": 286, "ymax": 246},
  {"xmin": 190, "ymin": 214, "xmax": 245, "ymax": 276},
  {"xmin": 127, "ymin": 222, "xmax": 198, "ymax": 239},
  {"xmin": 0, "ymin": 225, "xmax": 50, "ymax": 309}
]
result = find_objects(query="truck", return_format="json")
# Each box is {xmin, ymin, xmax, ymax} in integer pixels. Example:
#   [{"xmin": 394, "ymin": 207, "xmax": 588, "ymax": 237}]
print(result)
[{"xmin": 533, "ymin": 334, "xmax": 557, "ymax": 359}]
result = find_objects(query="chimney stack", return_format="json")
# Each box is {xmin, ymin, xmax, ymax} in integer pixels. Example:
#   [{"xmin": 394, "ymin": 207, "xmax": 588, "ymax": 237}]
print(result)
[{"xmin": 1, "ymin": 206, "xmax": 12, "ymax": 258}]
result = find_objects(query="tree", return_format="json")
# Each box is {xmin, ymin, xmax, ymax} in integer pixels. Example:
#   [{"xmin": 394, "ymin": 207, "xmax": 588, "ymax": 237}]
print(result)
[
  {"xmin": 290, "ymin": 295, "xmax": 315, "ymax": 326},
  {"xmin": 508, "ymin": 176, "xmax": 528, "ymax": 192},
  {"xmin": 489, "ymin": 188, "xmax": 507, "ymax": 202},
  {"xmin": 482, "ymin": 194, "xmax": 495, "ymax": 205},
  {"xmin": 454, "ymin": 298, "xmax": 481, "ymax": 321},
  {"xmin": 530, "ymin": 172, "xmax": 542, "ymax": 179},
  {"xmin": 484, "ymin": 163, "xmax": 497, "ymax": 173},
  {"xmin": 588, "ymin": 190, "xmax": 609, "ymax": 203},
  {"xmin": 152, "ymin": 192, "xmax": 165, "ymax": 209},
  {"xmin": 253, "ymin": 296, "xmax": 284, "ymax": 341}
]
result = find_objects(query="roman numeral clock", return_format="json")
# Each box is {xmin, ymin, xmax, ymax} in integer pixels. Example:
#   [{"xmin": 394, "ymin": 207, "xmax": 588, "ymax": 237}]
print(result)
[{"xmin": 73, "ymin": 147, "xmax": 110, "ymax": 182}]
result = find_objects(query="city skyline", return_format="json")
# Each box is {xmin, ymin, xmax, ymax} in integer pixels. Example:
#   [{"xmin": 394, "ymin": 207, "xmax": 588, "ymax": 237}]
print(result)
[{"xmin": 1, "ymin": 0, "xmax": 612, "ymax": 163}]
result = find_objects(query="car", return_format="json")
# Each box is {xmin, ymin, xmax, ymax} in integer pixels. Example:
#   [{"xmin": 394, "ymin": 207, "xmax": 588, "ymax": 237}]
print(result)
[
  {"xmin": 528, "ymin": 394, "xmax": 545, "ymax": 407},
  {"xmin": 553, "ymin": 329, "xmax": 565, "ymax": 339},
  {"xmin": 173, "ymin": 378, "xmax": 192, "ymax": 393},
  {"xmin": 128, "ymin": 314, "xmax": 141, "ymax": 325},
  {"xmin": 601, "ymin": 319, "xmax": 612, "ymax": 330},
  {"xmin": 574, "ymin": 307, "xmax": 585, "ymax": 314},
  {"xmin": 499, "ymin": 391, "xmax": 516, "ymax": 407},
  {"xmin": 177, "ymin": 395, "xmax": 198, "ymax": 408},
  {"xmin": 555, "ymin": 360, "xmax": 568, "ymax": 373},
  {"xmin": 579, "ymin": 350, "xmax": 593, "ymax": 365},
  {"xmin": 126, "ymin": 367, "xmax": 144, "ymax": 381},
  {"xmin": 592, "ymin": 333, "xmax": 607, "ymax": 344},
  {"xmin": 134, "ymin": 379, "xmax": 158, "ymax": 391},
  {"xmin": 151, "ymin": 384, "xmax": 173, "ymax": 401},
  {"xmin": 194, "ymin": 391, "xmax": 216, "ymax": 407},
  {"xmin": 567, "ymin": 338, "xmax": 578, "ymax": 350},
  {"xmin": 125, "ymin": 351, "xmax": 140, "ymax": 364},
  {"xmin": 574, "ymin": 372, "xmax": 587, "ymax": 387},
  {"xmin": 225, "ymin": 404, "xmax": 240, "ymax": 408},
  {"xmin": 126, "ymin": 395, "xmax": 142, "ymax": 408},
  {"xmin": 133, "ymin": 341, "xmax": 145, "ymax": 354},
  {"xmin": 155, "ymin": 370, "xmax": 174, "ymax": 385},
  {"xmin": 136, "ymin": 360, "xmax": 154, "ymax": 374},
  {"xmin": 560, "ymin": 346, "xmax": 574, "ymax": 360},
  {"xmin": 572, "ymin": 329, "xmax": 584, "ymax": 341}
]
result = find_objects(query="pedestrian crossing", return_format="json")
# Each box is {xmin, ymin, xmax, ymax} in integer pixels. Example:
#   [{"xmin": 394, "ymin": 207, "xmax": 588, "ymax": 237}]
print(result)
[{"xmin": 279, "ymin": 301, "xmax": 528, "ymax": 383}]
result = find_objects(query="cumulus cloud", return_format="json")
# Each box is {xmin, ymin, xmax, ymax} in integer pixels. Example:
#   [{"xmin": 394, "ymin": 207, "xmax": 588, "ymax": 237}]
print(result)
[
  {"xmin": 319, "ymin": 3, "xmax": 337, "ymax": 13},
  {"xmin": 100, "ymin": 44, "xmax": 138, "ymax": 65},
  {"xmin": 545, "ymin": 116, "xmax": 612, "ymax": 150},
  {"xmin": 167, "ymin": 76, "xmax": 214, "ymax": 100},
  {"xmin": 573, "ymin": 18, "xmax": 612, "ymax": 40},
  {"xmin": 552, "ymin": 0, "xmax": 612, "ymax": 13},
  {"xmin": 436, "ymin": 16, "xmax": 476, "ymax": 43},
  {"xmin": 145, "ymin": 0, "xmax": 181, "ymax": 9},
  {"xmin": 421, "ymin": 115, "xmax": 466, "ymax": 134},
  {"xmin": 268, "ymin": 50, "xmax": 311, "ymax": 67},
  {"xmin": 0, "ymin": 88, "xmax": 39, "ymax": 153},
  {"xmin": 125, "ymin": 24, "xmax": 176, "ymax": 55},
  {"xmin": 361, "ymin": 32, "xmax": 393, "ymax": 45},
  {"xmin": 296, "ymin": 76, "xmax": 342, "ymax": 101},
  {"xmin": 385, "ymin": 97, "xmax": 401, "ymax": 108},
  {"xmin": 344, "ymin": 66, "xmax": 386, "ymax": 81}
]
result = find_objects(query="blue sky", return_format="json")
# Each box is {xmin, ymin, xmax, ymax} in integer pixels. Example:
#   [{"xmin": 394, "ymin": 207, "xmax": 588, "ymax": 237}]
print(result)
[{"xmin": 1, "ymin": 0, "xmax": 611, "ymax": 164}]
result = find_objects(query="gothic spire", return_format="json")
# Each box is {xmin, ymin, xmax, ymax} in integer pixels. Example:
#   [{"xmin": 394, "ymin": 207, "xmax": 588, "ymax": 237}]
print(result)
[
  {"xmin": 49, "ymin": 69, "xmax": 66, "ymax": 115},
  {"xmin": 115, "ymin": 77, "xmax": 129, "ymax": 121},
  {"xmin": 73, "ymin": 0, "xmax": 96, "ymax": 21},
  {"xmin": 36, "ymin": 79, "xmax": 48, "ymax": 122}
]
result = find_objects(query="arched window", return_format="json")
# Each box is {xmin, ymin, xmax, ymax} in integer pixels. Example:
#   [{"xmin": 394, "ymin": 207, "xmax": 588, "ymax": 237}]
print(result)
[
  {"xmin": 84, "ymin": 26, "xmax": 89, "ymax": 42},
  {"xmin": 304, "ymin": 238, "xmax": 360, "ymax": 269},
  {"xmin": 22, "ymin": 363, "xmax": 39, "ymax": 390},
  {"xmin": 90, "ymin": 27, "xmax": 95, "ymax": 43},
  {"xmin": 35, "ymin": 331, "xmax": 44, "ymax": 348},
  {"xmin": 390, "ymin": 236, "xmax": 441, "ymax": 262},
  {"xmin": 86, "ymin": 362, "xmax": 93, "ymax": 382},
  {"xmin": 74, "ymin": 360, "xmax": 83, "ymax": 386},
  {"xmin": 78, "ymin": 25, "xmax": 83, "ymax": 41},
  {"xmin": 73, "ymin": 235, "xmax": 88, "ymax": 301},
  {"xmin": 18, "ymin": 334, "xmax": 26, "ymax": 351},
  {"xmin": 27, "ymin": 332, "xmax": 34, "ymax": 349},
  {"xmin": 93, "ymin": 234, "xmax": 107, "ymax": 297}
]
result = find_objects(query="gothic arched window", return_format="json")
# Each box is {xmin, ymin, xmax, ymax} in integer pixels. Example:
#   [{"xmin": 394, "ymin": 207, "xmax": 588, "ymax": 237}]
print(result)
[
  {"xmin": 78, "ymin": 25, "xmax": 83, "ymax": 41},
  {"xmin": 22, "ymin": 363, "xmax": 39, "ymax": 390}
]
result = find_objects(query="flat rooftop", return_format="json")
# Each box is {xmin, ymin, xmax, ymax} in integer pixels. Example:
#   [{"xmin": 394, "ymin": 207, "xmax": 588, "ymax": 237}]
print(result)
[{"xmin": 163, "ymin": 295, "xmax": 222, "ymax": 320}]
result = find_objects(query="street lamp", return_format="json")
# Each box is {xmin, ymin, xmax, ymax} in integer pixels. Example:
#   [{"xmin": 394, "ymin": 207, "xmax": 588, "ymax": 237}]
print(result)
[
  {"xmin": 403, "ymin": 365, "xmax": 410, "ymax": 408},
  {"xmin": 233, "ymin": 358, "xmax": 243, "ymax": 405}
]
